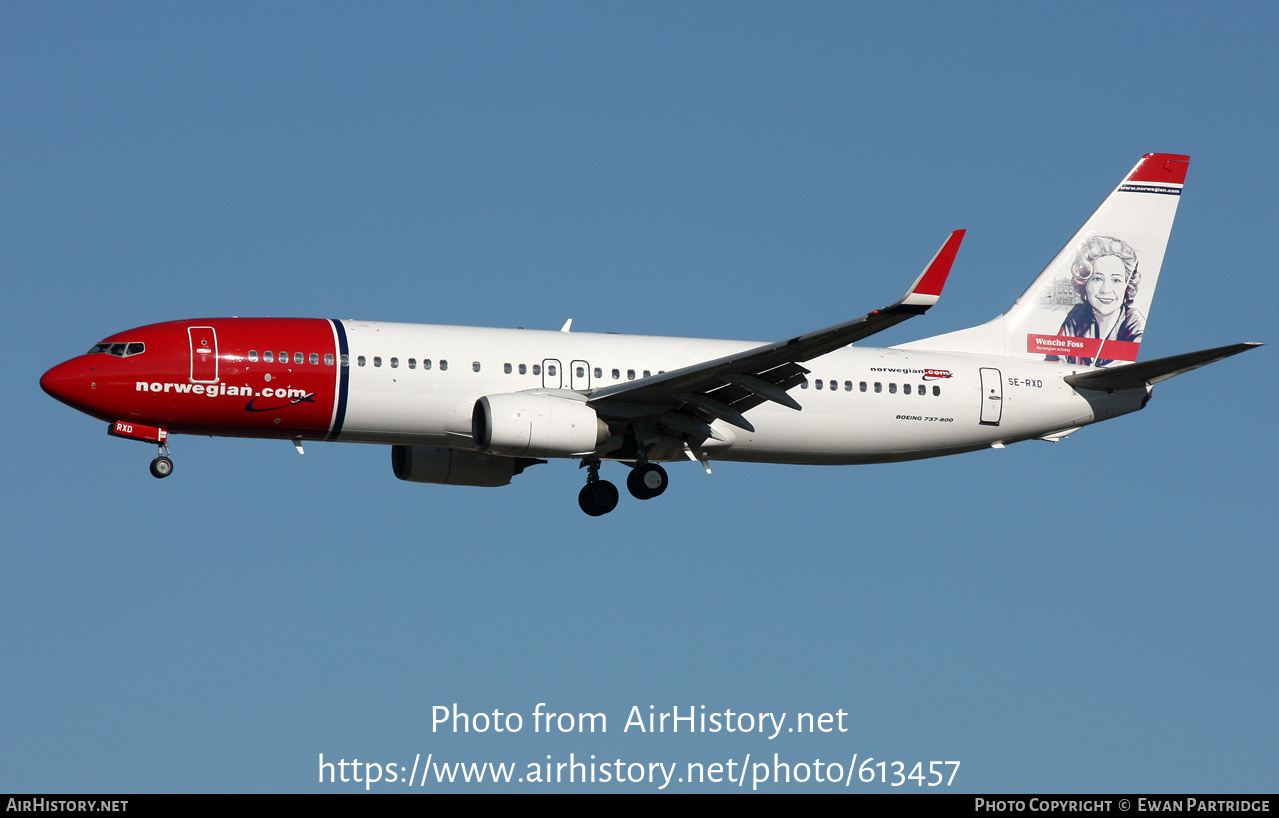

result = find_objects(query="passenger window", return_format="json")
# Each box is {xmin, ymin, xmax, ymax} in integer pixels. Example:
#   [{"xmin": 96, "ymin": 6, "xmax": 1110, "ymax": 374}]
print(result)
[
  {"xmin": 325, "ymin": 354, "xmax": 335, "ymax": 366},
  {"xmin": 904, "ymin": 383, "xmax": 912, "ymax": 395},
  {"xmin": 627, "ymin": 369, "xmax": 635, "ymax": 380},
  {"xmin": 801, "ymin": 380, "xmax": 809, "ymax": 389},
  {"xmin": 829, "ymin": 380, "xmax": 837, "ymax": 391},
  {"xmin": 294, "ymin": 352, "xmax": 304, "ymax": 365},
  {"xmin": 310, "ymin": 353, "xmax": 319, "ymax": 365},
  {"xmin": 440, "ymin": 360, "xmax": 448, "ymax": 371},
  {"xmin": 889, "ymin": 383, "xmax": 897, "ymax": 394},
  {"xmin": 918, "ymin": 384, "xmax": 925, "ymax": 395},
  {"xmin": 249, "ymin": 350, "xmax": 259, "ymax": 362},
  {"xmin": 374, "ymin": 356, "xmax": 382, "ymax": 367},
  {"xmin": 612, "ymin": 368, "xmax": 619, "ymax": 379},
  {"xmin": 533, "ymin": 364, "xmax": 541, "ymax": 376},
  {"xmin": 423, "ymin": 359, "xmax": 432, "ymax": 370},
  {"xmin": 504, "ymin": 363, "xmax": 512, "ymax": 374},
  {"xmin": 874, "ymin": 382, "xmax": 882, "ymax": 393},
  {"xmin": 548, "ymin": 364, "xmax": 557, "ymax": 376},
  {"xmin": 473, "ymin": 362, "xmax": 481, "ymax": 372},
  {"xmin": 340, "ymin": 354, "xmax": 349, "ymax": 367},
  {"xmin": 594, "ymin": 367, "xmax": 602, "ymax": 378},
  {"xmin": 279, "ymin": 352, "xmax": 287, "ymax": 363},
  {"xmin": 844, "ymin": 381, "xmax": 852, "ymax": 391},
  {"xmin": 933, "ymin": 385, "xmax": 941, "ymax": 396},
  {"xmin": 643, "ymin": 370, "xmax": 651, "ymax": 378},
  {"xmin": 390, "ymin": 357, "xmax": 399, "ymax": 368},
  {"xmin": 408, "ymin": 358, "xmax": 416, "ymax": 369},
  {"xmin": 264, "ymin": 351, "xmax": 274, "ymax": 363},
  {"xmin": 358, "ymin": 355, "xmax": 366, "ymax": 366},
  {"xmin": 518, "ymin": 364, "xmax": 527, "ymax": 374},
  {"xmin": 860, "ymin": 381, "xmax": 867, "ymax": 392},
  {"xmin": 815, "ymin": 379, "xmax": 823, "ymax": 390},
  {"xmin": 576, "ymin": 366, "xmax": 585, "ymax": 378}
]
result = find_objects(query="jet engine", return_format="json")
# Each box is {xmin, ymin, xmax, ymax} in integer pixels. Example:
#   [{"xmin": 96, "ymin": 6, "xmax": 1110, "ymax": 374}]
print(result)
[
  {"xmin": 391, "ymin": 445, "xmax": 542, "ymax": 487},
  {"xmin": 472, "ymin": 392, "xmax": 609, "ymax": 458}
]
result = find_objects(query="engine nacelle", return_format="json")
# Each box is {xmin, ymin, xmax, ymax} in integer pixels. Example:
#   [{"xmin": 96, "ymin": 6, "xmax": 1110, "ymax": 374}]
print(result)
[
  {"xmin": 391, "ymin": 445, "xmax": 541, "ymax": 487},
  {"xmin": 472, "ymin": 392, "xmax": 608, "ymax": 458}
]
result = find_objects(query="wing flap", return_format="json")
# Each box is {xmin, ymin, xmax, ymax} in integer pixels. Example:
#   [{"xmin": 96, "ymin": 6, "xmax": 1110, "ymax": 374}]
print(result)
[{"xmin": 712, "ymin": 366, "xmax": 809, "ymax": 412}]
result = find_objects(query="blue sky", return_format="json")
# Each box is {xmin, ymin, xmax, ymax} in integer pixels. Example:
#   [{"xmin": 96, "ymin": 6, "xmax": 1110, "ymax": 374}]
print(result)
[{"xmin": 2, "ymin": 2, "xmax": 1275, "ymax": 793}]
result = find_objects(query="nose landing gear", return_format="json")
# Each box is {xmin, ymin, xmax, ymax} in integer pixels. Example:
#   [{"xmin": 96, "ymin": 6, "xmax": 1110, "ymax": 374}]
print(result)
[
  {"xmin": 149, "ymin": 455, "xmax": 174, "ymax": 478},
  {"xmin": 108, "ymin": 421, "xmax": 174, "ymax": 479},
  {"xmin": 149, "ymin": 441, "xmax": 174, "ymax": 479}
]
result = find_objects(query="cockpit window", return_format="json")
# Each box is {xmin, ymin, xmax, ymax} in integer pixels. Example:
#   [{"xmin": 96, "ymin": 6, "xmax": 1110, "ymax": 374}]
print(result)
[{"xmin": 88, "ymin": 342, "xmax": 145, "ymax": 357}]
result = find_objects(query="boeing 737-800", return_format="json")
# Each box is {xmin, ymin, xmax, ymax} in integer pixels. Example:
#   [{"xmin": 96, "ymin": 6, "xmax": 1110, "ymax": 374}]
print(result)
[{"xmin": 40, "ymin": 154, "xmax": 1259, "ymax": 515}]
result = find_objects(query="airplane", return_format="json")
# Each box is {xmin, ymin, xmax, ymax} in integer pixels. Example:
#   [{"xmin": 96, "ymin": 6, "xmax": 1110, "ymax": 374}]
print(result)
[{"xmin": 40, "ymin": 153, "xmax": 1260, "ymax": 516}]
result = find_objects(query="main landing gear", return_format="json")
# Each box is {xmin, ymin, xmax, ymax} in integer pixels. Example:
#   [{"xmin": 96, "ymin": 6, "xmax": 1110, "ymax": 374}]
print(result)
[
  {"xmin": 578, "ymin": 459, "xmax": 619, "ymax": 517},
  {"xmin": 577, "ymin": 459, "xmax": 670, "ymax": 516},
  {"xmin": 626, "ymin": 463, "xmax": 668, "ymax": 500}
]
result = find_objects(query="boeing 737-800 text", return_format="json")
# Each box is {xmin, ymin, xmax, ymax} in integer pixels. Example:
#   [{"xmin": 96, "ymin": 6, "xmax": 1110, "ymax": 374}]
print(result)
[{"xmin": 41, "ymin": 154, "xmax": 1259, "ymax": 515}]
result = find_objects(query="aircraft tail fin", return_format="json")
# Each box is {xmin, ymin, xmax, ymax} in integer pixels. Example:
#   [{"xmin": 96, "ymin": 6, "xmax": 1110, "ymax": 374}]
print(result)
[{"xmin": 900, "ymin": 154, "xmax": 1189, "ymax": 367}]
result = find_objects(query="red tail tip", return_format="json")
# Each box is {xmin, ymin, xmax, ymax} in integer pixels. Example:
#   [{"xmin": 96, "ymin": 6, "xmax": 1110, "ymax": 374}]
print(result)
[{"xmin": 1129, "ymin": 154, "xmax": 1190, "ymax": 185}]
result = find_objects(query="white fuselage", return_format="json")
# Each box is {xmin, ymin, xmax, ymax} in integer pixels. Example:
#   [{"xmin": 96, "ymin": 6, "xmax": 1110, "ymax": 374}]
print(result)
[{"xmin": 335, "ymin": 320, "xmax": 1144, "ymax": 464}]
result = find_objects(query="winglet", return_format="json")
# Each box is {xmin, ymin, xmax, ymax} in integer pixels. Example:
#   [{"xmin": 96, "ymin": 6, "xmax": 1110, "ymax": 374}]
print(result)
[{"xmin": 900, "ymin": 229, "xmax": 965, "ymax": 307}]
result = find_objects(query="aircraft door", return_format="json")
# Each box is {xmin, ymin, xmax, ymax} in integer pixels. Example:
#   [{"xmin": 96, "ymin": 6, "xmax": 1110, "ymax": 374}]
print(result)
[
  {"xmin": 189, "ymin": 326, "xmax": 219, "ymax": 383},
  {"xmin": 571, "ymin": 360, "xmax": 591, "ymax": 390},
  {"xmin": 542, "ymin": 359, "xmax": 562, "ymax": 389},
  {"xmin": 979, "ymin": 367, "xmax": 1002, "ymax": 426}
]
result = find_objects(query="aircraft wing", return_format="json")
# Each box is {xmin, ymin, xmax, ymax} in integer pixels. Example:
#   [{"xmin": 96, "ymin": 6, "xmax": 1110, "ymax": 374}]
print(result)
[{"xmin": 586, "ymin": 230, "xmax": 965, "ymax": 435}]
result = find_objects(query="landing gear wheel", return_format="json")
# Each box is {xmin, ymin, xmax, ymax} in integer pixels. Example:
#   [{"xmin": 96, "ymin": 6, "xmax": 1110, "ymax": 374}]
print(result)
[
  {"xmin": 627, "ymin": 463, "xmax": 668, "ymax": 500},
  {"xmin": 149, "ymin": 456, "xmax": 174, "ymax": 479},
  {"xmin": 578, "ymin": 480, "xmax": 619, "ymax": 516}
]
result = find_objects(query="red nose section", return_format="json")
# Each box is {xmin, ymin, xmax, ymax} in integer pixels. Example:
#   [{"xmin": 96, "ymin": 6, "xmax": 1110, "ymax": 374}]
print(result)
[{"xmin": 40, "ymin": 358, "xmax": 84, "ymax": 407}]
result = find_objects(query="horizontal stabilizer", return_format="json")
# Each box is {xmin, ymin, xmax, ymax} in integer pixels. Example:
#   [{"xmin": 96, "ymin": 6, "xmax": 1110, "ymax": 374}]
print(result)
[{"xmin": 1065, "ymin": 342, "xmax": 1261, "ymax": 391}]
